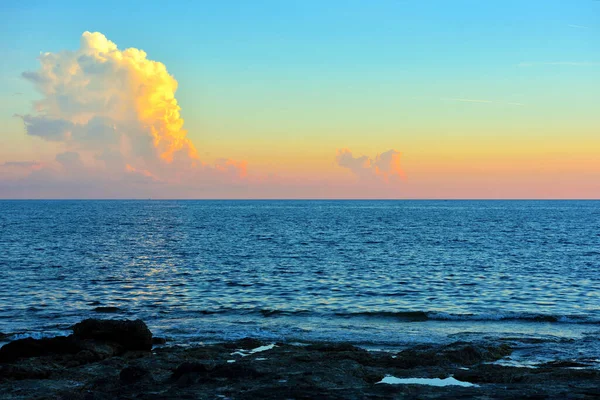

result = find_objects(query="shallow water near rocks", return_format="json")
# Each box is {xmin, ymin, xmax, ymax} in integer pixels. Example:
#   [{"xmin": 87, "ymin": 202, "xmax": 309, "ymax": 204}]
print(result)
[
  {"xmin": 1, "ymin": 200, "xmax": 599, "ymax": 366},
  {"xmin": 377, "ymin": 376, "xmax": 478, "ymax": 387}
]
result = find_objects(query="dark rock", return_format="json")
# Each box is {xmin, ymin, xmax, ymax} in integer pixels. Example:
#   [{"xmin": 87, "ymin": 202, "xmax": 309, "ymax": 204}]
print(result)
[
  {"xmin": 0, "ymin": 332, "xmax": 127, "ymax": 365},
  {"xmin": 363, "ymin": 371, "xmax": 385, "ymax": 384},
  {"xmin": 395, "ymin": 341, "xmax": 513, "ymax": 368},
  {"xmin": 180, "ymin": 347, "xmax": 220, "ymax": 360},
  {"xmin": 123, "ymin": 351, "xmax": 149, "ymax": 360},
  {"xmin": 212, "ymin": 363, "xmax": 267, "ymax": 379},
  {"xmin": 293, "ymin": 353, "xmax": 322, "ymax": 362},
  {"xmin": 73, "ymin": 319, "xmax": 152, "ymax": 351},
  {"xmin": 171, "ymin": 362, "xmax": 212, "ymax": 385},
  {"xmin": 454, "ymin": 364, "xmax": 529, "ymax": 384},
  {"xmin": 93, "ymin": 306, "xmax": 121, "ymax": 313},
  {"xmin": 223, "ymin": 337, "xmax": 263, "ymax": 350},
  {"xmin": 305, "ymin": 342, "xmax": 361, "ymax": 352},
  {"xmin": 442, "ymin": 342, "xmax": 512, "ymax": 365},
  {"xmin": 74, "ymin": 349, "xmax": 100, "ymax": 364},
  {"xmin": 119, "ymin": 366, "xmax": 151, "ymax": 384},
  {"xmin": 394, "ymin": 345, "xmax": 439, "ymax": 368},
  {"xmin": 79, "ymin": 340, "xmax": 120, "ymax": 360},
  {"xmin": 547, "ymin": 368, "xmax": 600, "ymax": 380},
  {"xmin": 0, "ymin": 364, "xmax": 52, "ymax": 380},
  {"xmin": 171, "ymin": 362, "xmax": 211, "ymax": 380},
  {"xmin": 301, "ymin": 343, "xmax": 376, "ymax": 367},
  {"xmin": 0, "ymin": 336, "xmax": 81, "ymax": 363},
  {"xmin": 540, "ymin": 360, "xmax": 589, "ymax": 368},
  {"xmin": 1, "ymin": 328, "xmax": 599, "ymax": 400},
  {"xmin": 578, "ymin": 388, "xmax": 600, "ymax": 397},
  {"xmin": 152, "ymin": 337, "xmax": 167, "ymax": 345}
]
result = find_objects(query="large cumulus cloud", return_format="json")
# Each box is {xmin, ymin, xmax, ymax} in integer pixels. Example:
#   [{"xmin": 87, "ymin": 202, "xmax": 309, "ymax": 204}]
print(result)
[
  {"xmin": 8, "ymin": 31, "xmax": 246, "ymax": 195},
  {"xmin": 1, "ymin": 31, "xmax": 405, "ymax": 198}
]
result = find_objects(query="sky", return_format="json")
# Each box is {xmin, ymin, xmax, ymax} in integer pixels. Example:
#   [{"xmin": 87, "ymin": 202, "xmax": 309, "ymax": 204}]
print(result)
[{"xmin": 0, "ymin": 0, "xmax": 598, "ymax": 199}]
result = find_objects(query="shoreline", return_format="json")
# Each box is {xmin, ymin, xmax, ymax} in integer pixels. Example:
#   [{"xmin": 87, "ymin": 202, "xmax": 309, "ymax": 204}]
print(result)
[{"xmin": 1, "ymin": 319, "xmax": 599, "ymax": 399}]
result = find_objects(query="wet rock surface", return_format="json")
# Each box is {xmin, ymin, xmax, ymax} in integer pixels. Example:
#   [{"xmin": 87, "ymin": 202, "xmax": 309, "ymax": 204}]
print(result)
[
  {"xmin": 0, "ymin": 321, "xmax": 599, "ymax": 399},
  {"xmin": 72, "ymin": 319, "xmax": 153, "ymax": 351},
  {"xmin": 151, "ymin": 337, "xmax": 167, "ymax": 346},
  {"xmin": 0, "ymin": 336, "xmax": 81, "ymax": 363},
  {"xmin": 0, "ymin": 319, "xmax": 153, "ymax": 365}
]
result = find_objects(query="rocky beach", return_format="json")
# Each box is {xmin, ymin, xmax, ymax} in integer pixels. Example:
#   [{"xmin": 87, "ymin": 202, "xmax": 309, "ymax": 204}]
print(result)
[{"xmin": 1, "ymin": 319, "xmax": 599, "ymax": 399}]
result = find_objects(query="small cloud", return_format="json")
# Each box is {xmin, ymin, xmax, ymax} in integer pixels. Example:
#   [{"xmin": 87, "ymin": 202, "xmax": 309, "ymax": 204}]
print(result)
[
  {"xmin": 336, "ymin": 148, "xmax": 404, "ymax": 183},
  {"xmin": 21, "ymin": 71, "xmax": 49, "ymax": 84},
  {"xmin": 125, "ymin": 164, "xmax": 162, "ymax": 184},
  {"xmin": 442, "ymin": 98, "xmax": 493, "ymax": 104},
  {"xmin": 1, "ymin": 161, "xmax": 41, "ymax": 169},
  {"xmin": 518, "ymin": 61, "xmax": 600, "ymax": 67},
  {"xmin": 56, "ymin": 151, "xmax": 83, "ymax": 170},
  {"xmin": 440, "ymin": 98, "xmax": 524, "ymax": 106},
  {"xmin": 214, "ymin": 159, "xmax": 248, "ymax": 179},
  {"xmin": 15, "ymin": 114, "xmax": 73, "ymax": 141},
  {"xmin": 567, "ymin": 24, "xmax": 590, "ymax": 29},
  {"xmin": 12, "ymin": 92, "xmax": 23, "ymax": 96}
]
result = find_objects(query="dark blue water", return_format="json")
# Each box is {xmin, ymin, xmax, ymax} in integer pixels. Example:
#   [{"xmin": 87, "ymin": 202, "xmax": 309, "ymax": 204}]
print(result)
[{"xmin": 1, "ymin": 200, "xmax": 600, "ymax": 366}]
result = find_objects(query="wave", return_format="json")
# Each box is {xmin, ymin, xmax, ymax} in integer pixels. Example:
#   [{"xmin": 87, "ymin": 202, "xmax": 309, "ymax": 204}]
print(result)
[
  {"xmin": 335, "ymin": 311, "xmax": 430, "ymax": 321},
  {"xmin": 175, "ymin": 308, "xmax": 313, "ymax": 317},
  {"xmin": 181, "ymin": 308, "xmax": 599, "ymax": 324},
  {"xmin": 258, "ymin": 309, "xmax": 312, "ymax": 317},
  {"xmin": 335, "ymin": 311, "xmax": 599, "ymax": 324},
  {"xmin": 3, "ymin": 330, "xmax": 73, "ymax": 341}
]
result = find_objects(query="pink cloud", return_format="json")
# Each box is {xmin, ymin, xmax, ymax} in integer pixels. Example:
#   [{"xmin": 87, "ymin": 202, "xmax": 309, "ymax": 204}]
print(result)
[{"xmin": 336, "ymin": 148, "xmax": 404, "ymax": 183}]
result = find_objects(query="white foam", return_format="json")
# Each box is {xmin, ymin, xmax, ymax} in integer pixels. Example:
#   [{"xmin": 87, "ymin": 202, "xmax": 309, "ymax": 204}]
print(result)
[
  {"xmin": 227, "ymin": 360, "xmax": 236, "ymax": 363},
  {"xmin": 9, "ymin": 331, "xmax": 71, "ymax": 341},
  {"xmin": 377, "ymin": 376, "xmax": 478, "ymax": 387},
  {"xmin": 231, "ymin": 343, "xmax": 277, "ymax": 357},
  {"xmin": 250, "ymin": 344, "xmax": 276, "ymax": 353},
  {"xmin": 427, "ymin": 312, "xmax": 589, "ymax": 324},
  {"xmin": 492, "ymin": 359, "xmax": 538, "ymax": 369}
]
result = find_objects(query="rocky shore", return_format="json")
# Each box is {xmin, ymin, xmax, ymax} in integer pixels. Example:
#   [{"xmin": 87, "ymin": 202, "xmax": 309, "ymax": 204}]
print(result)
[{"xmin": 1, "ymin": 319, "xmax": 599, "ymax": 399}]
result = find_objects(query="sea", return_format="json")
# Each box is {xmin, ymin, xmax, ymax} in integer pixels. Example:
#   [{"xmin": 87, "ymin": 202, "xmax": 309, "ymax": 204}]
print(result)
[{"xmin": 1, "ymin": 200, "xmax": 599, "ymax": 367}]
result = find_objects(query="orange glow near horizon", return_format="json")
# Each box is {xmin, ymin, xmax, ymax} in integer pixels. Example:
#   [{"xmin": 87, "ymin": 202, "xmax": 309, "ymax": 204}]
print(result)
[{"xmin": 1, "ymin": 24, "xmax": 599, "ymax": 199}]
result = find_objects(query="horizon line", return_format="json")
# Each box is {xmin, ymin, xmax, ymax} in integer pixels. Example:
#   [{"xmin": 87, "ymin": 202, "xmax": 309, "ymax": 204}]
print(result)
[{"xmin": 0, "ymin": 198, "xmax": 599, "ymax": 201}]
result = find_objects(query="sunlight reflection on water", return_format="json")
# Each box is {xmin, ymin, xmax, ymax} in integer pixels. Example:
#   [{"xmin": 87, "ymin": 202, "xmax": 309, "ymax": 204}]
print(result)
[{"xmin": 1, "ymin": 200, "xmax": 600, "ymax": 363}]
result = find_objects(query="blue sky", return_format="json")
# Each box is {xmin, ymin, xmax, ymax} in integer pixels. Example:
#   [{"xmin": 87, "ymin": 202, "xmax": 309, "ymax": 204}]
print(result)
[
  {"xmin": 0, "ymin": 0, "xmax": 599, "ymax": 198},
  {"xmin": 2, "ymin": 0, "xmax": 597, "ymax": 86}
]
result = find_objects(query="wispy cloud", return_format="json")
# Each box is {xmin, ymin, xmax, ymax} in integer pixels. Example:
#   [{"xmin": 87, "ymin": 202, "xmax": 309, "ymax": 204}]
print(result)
[
  {"xmin": 567, "ymin": 24, "xmax": 590, "ymax": 29},
  {"xmin": 518, "ymin": 61, "xmax": 600, "ymax": 67},
  {"xmin": 442, "ymin": 98, "xmax": 493, "ymax": 104},
  {"xmin": 1, "ymin": 161, "xmax": 41, "ymax": 168},
  {"xmin": 440, "ymin": 98, "xmax": 524, "ymax": 106}
]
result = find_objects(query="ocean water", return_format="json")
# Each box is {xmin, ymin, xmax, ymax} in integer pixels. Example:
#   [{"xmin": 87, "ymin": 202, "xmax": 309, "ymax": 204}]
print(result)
[{"xmin": 1, "ymin": 200, "xmax": 600, "ymax": 366}]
